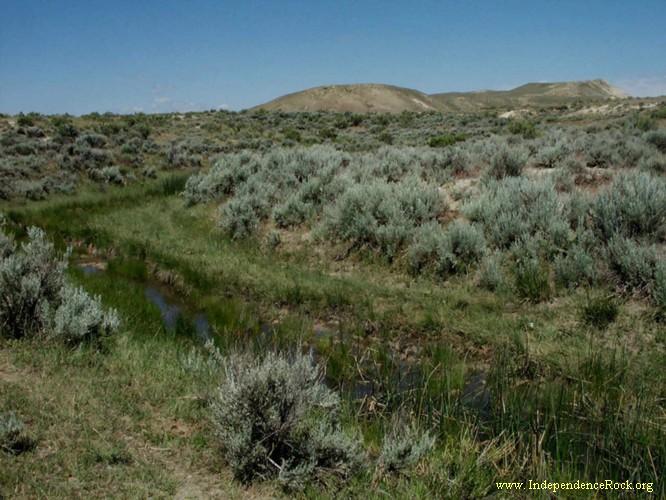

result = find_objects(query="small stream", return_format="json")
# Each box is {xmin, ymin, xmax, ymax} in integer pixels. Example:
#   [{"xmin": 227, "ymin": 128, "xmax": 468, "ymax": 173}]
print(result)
[
  {"xmin": 76, "ymin": 261, "xmax": 489, "ymax": 410},
  {"xmin": 77, "ymin": 261, "xmax": 212, "ymax": 342},
  {"xmin": 79, "ymin": 263, "xmax": 105, "ymax": 276},
  {"xmin": 144, "ymin": 286, "xmax": 212, "ymax": 341}
]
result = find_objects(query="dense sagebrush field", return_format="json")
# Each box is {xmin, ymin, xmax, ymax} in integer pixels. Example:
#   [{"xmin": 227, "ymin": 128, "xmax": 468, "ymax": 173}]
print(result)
[{"xmin": 1, "ymin": 103, "xmax": 665, "ymax": 498}]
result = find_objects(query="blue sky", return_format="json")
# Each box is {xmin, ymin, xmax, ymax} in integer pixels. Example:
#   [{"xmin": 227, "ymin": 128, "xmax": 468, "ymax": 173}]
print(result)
[{"xmin": 1, "ymin": 0, "xmax": 665, "ymax": 114}]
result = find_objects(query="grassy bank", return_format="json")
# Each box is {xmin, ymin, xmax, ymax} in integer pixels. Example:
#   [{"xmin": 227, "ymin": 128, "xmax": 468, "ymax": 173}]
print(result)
[
  {"xmin": 2, "ymin": 181, "xmax": 663, "ymax": 497},
  {"xmin": 0, "ymin": 263, "xmax": 275, "ymax": 498}
]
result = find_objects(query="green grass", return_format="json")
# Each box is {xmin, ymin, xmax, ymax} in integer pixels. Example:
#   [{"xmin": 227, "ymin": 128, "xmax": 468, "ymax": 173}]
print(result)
[
  {"xmin": 580, "ymin": 293, "xmax": 620, "ymax": 329},
  {"xmin": 2, "ymin": 181, "xmax": 665, "ymax": 497},
  {"xmin": 0, "ymin": 266, "xmax": 274, "ymax": 498}
]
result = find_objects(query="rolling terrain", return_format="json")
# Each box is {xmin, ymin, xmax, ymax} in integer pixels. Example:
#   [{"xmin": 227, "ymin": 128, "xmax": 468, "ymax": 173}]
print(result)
[
  {"xmin": 253, "ymin": 79, "xmax": 629, "ymax": 113},
  {"xmin": 2, "ymin": 101, "xmax": 665, "ymax": 497}
]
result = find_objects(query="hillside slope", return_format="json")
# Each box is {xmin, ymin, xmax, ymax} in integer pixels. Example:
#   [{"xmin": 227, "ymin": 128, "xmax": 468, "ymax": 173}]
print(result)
[
  {"xmin": 430, "ymin": 79, "xmax": 628, "ymax": 111},
  {"xmin": 253, "ymin": 79, "xmax": 628, "ymax": 113},
  {"xmin": 252, "ymin": 83, "xmax": 440, "ymax": 113}
]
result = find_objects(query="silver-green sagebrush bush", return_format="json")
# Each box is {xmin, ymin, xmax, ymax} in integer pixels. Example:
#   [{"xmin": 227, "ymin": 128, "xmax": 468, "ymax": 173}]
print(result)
[
  {"xmin": 477, "ymin": 251, "xmax": 506, "ymax": 291},
  {"xmin": 0, "ymin": 412, "xmax": 33, "ymax": 454},
  {"xmin": 0, "ymin": 412, "xmax": 22, "ymax": 447},
  {"xmin": 218, "ymin": 196, "xmax": 261, "ymax": 239},
  {"xmin": 534, "ymin": 145, "xmax": 567, "ymax": 169},
  {"xmin": 211, "ymin": 351, "xmax": 364, "ymax": 490},
  {"xmin": 376, "ymin": 422, "xmax": 435, "ymax": 476},
  {"xmin": 408, "ymin": 222, "xmax": 448, "ymax": 275},
  {"xmin": 75, "ymin": 132, "xmax": 108, "ymax": 149},
  {"xmin": 266, "ymin": 230, "xmax": 282, "ymax": 250},
  {"xmin": 439, "ymin": 220, "xmax": 487, "ymax": 274},
  {"xmin": 409, "ymin": 220, "xmax": 486, "ymax": 277},
  {"xmin": 188, "ymin": 146, "xmax": 463, "ymax": 255},
  {"xmin": 464, "ymin": 177, "xmax": 569, "ymax": 249},
  {"xmin": 563, "ymin": 190, "xmax": 592, "ymax": 231},
  {"xmin": 584, "ymin": 132, "xmax": 620, "ymax": 168},
  {"xmin": 606, "ymin": 236, "xmax": 659, "ymax": 294},
  {"xmin": 0, "ymin": 218, "xmax": 12, "ymax": 258},
  {"xmin": 166, "ymin": 142, "xmax": 203, "ymax": 169},
  {"xmin": 0, "ymin": 224, "xmax": 119, "ymax": 342},
  {"xmin": 591, "ymin": 171, "xmax": 666, "ymax": 242},
  {"xmin": 96, "ymin": 166, "xmax": 125, "ymax": 185},
  {"xmin": 182, "ymin": 152, "xmax": 250, "ymax": 205},
  {"xmin": 443, "ymin": 147, "xmax": 472, "ymax": 177},
  {"xmin": 644, "ymin": 129, "xmax": 666, "ymax": 153},
  {"xmin": 13, "ymin": 179, "xmax": 48, "ymax": 201},
  {"xmin": 272, "ymin": 193, "xmax": 313, "ymax": 228},
  {"xmin": 488, "ymin": 144, "xmax": 528, "ymax": 179},
  {"xmin": 554, "ymin": 244, "xmax": 597, "ymax": 289},
  {"xmin": 53, "ymin": 285, "xmax": 120, "ymax": 343},
  {"xmin": 0, "ymin": 226, "xmax": 67, "ymax": 337},
  {"xmin": 324, "ymin": 177, "xmax": 442, "ymax": 260},
  {"xmin": 638, "ymin": 151, "xmax": 666, "ymax": 174}
]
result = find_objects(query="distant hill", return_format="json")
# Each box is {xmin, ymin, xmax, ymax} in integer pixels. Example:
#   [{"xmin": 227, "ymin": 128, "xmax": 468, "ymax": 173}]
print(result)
[
  {"xmin": 252, "ymin": 79, "xmax": 628, "ymax": 113},
  {"xmin": 430, "ymin": 79, "xmax": 628, "ymax": 112},
  {"xmin": 253, "ymin": 84, "xmax": 440, "ymax": 113}
]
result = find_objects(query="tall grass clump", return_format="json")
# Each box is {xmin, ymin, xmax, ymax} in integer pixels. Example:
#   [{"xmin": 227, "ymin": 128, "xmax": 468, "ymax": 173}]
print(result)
[
  {"xmin": 486, "ymin": 346, "xmax": 664, "ymax": 494},
  {"xmin": 160, "ymin": 173, "xmax": 189, "ymax": 196},
  {"xmin": 211, "ymin": 351, "xmax": 364, "ymax": 490},
  {"xmin": 514, "ymin": 255, "xmax": 552, "ymax": 303},
  {"xmin": 512, "ymin": 238, "xmax": 552, "ymax": 302},
  {"xmin": 654, "ymin": 261, "xmax": 666, "ymax": 311},
  {"xmin": 580, "ymin": 294, "xmax": 619, "ymax": 329}
]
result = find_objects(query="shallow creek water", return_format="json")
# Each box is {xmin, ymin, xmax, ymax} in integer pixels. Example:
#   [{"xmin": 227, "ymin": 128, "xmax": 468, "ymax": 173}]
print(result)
[{"xmin": 76, "ymin": 261, "xmax": 488, "ymax": 409}]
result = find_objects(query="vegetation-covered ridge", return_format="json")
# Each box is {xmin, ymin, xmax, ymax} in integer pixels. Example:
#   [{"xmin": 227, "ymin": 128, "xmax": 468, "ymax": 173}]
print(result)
[{"xmin": 185, "ymin": 129, "xmax": 665, "ymax": 311}]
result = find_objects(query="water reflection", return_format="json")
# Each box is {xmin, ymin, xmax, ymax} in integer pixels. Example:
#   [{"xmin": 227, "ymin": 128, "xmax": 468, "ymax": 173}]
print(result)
[{"xmin": 144, "ymin": 286, "xmax": 211, "ymax": 340}]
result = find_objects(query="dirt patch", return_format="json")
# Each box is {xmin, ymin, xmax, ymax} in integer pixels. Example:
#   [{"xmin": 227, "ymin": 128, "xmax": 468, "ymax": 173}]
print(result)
[{"xmin": 128, "ymin": 433, "xmax": 276, "ymax": 500}]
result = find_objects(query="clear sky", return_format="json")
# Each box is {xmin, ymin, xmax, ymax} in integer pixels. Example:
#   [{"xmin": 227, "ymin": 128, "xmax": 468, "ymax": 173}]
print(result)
[{"xmin": 1, "ymin": 0, "xmax": 665, "ymax": 115}]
